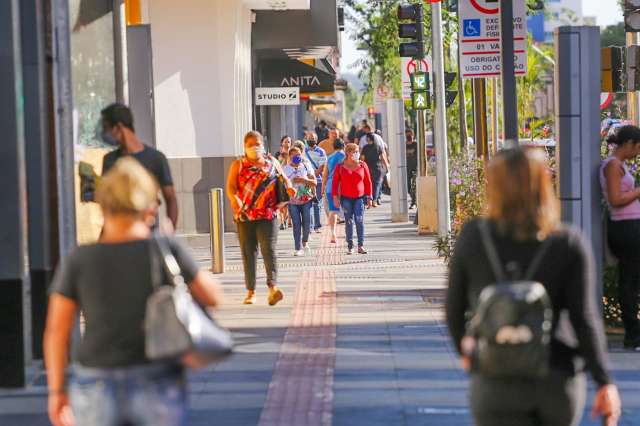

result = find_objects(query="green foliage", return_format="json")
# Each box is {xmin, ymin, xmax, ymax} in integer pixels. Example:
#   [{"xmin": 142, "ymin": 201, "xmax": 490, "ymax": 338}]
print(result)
[
  {"xmin": 517, "ymin": 36, "xmax": 553, "ymax": 135},
  {"xmin": 601, "ymin": 22, "xmax": 625, "ymax": 48},
  {"xmin": 433, "ymin": 231, "xmax": 457, "ymax": 266},
  {"xmin": 449, "ymin": 151, "xmax": 487, "ymax": 232},
  {"xmin": 603, "ymin": 265, "xmax": 623, "ymax": 327}
]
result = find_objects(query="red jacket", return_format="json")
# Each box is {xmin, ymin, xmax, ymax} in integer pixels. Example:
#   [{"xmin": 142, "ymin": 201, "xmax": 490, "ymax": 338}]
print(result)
[{"xmin": 332, "ymin": 162, "xmax": 373, "ymax": 199}]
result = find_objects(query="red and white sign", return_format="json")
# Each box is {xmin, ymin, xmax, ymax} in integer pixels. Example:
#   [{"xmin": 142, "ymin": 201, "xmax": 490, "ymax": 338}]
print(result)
[
  {"xmin": 600, "ymin": 93, "xmax": 614, "ymax": 110},
  {"xmin": 401, "ymin": 57, "xmax": 432, "ymax": 100},
  {"xmin": 459, "ymin": 0, "xmax": 528, "ymax": 79}
]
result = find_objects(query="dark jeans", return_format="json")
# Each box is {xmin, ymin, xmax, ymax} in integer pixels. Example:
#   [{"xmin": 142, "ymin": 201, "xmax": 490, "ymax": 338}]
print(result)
[
  {"xmin": 608, "ymin": 218, "xmax": 640, "ymax": 342},
  {"xmin": 371, "ymin": 170, "xmax": 384, "ymax": 203},
  {"xmin": 470, "ymin": 371, "xmax": 586, "ymax": 426},
  {"xmin": 237, "ymin": 219, "xmax": 278, "ymax": 290},
  {"xmin": 311, "ymin": 181, "xmax": 323, "ymax": 230},
  {"xmin": 407, "ymin": 168, "xmax": 417, "ymax": 205},
  {"xmin": 288, "ymin": 202, "xmax": 312, "ymax": 250},
  {"xmin": 70, "ymin": 363, "xmax": 186, "ymax": 426},
  {"xmin": 341, "ymin": 196, "xmax": 365, "ymax": 249}
]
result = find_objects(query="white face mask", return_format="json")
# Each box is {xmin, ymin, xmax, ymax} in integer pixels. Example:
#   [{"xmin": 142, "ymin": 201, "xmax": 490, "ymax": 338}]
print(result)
[
  {"xmin": 352, "ymin": 152, "xmax": 360, "ymax": 161},
  {"xmin": 245, "ymin": 145, "xmax": 265, "ymax": 160}
]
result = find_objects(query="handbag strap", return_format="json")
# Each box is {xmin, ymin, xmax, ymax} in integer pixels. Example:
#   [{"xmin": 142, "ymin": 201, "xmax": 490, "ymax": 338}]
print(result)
[
  {"xmin": 152, "ymin": 235, "xmax": 186, "ymax": 287},
  {"xmin": 305, "ymin": 149, "xmax": 319, "ymax": 170},
  {"xmin": 478, "ymin": 220, "xmax": 553, "ymax": 282}
]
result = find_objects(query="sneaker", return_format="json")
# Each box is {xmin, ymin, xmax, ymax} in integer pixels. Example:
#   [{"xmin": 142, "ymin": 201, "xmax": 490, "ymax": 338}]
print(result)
[
  {"xmin": 330, "ymin": 237, "xmax": 337, "ymax": 244},
  {"xmin": 303, "ymin": 243, "xmax": 311, "ymax": 253},
  {"xmin": 347, "ymin": 248, "xmax": 354, "ymax": 255},
  {"xmin": 293, "ymin": 250, "xmax": 304, "ymax": 257},
  {"xmin": 243, "ymin": 290, "xmax": 256, "ymax": 305},
  {"xmin": 314, "ymin": 228, "xmax": 322, "ymax": 234},
  {"xmin": 280, "ymin": 223, "xmax": 286, "ymax": 230},
  {"xmin": 358, "ymin": 246, "xmax": 368, "ymax": 254},
  {"xmin": 268, "ymin": 286, "xmax": 283, "ymax": 306}
]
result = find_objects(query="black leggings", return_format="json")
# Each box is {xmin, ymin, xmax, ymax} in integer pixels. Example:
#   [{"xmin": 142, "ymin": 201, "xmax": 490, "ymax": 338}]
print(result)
[
  {"xmin": 470, "ymin": 371, "xmax": 586, "ymax": 426},
  {"xmin": 608, "ymin": 218, "xmax": 640, "ymax": 341},
  {"xmin": 237, "ymin": 219, "xmax": 278, "ymax": 291}
]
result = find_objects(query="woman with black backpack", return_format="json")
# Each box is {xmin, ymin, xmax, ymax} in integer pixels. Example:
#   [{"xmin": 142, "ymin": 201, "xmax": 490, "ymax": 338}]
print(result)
[{"xmin": 446, "ymin": 148, "xmax": 620, "ymax": 426}]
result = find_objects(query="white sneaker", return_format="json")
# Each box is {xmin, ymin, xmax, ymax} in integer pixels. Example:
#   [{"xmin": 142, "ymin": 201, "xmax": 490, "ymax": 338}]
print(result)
[
  {"xmin": 303, "ymin": 243, "xmax": 311, "ymax": 253},
  {"xmin": 294, "ymin": 250, "xmax": 304, "ymax": 257},
  {"xmin": 347, "ymin": 248, "xmax": 355, "ymax": 255}
]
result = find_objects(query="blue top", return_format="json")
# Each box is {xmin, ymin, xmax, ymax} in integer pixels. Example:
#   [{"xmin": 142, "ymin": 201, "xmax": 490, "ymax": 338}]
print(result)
[
  {"xmin": 325, "ymin": 150, "xmax": 346, "ymax": 194},
  {"xmin": 305, "ymin": 146, "xmax": 327, "ymax": 183}
]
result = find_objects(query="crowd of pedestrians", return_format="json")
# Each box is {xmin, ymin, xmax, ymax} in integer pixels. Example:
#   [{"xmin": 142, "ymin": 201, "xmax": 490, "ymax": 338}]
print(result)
[{"xmin": 44, "ymin": 104, "xmax": 634, "ymax": 426}]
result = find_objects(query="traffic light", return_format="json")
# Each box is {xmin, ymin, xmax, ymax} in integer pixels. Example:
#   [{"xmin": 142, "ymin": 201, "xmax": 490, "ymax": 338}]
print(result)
[
  {"xmin": 625, "ymin": 1, "xmax": 640, "ymax": 32},
  {"xmin": 398, "ymin": 4, "xmax": 424, "ymax": 59},
  {"xmin": 601, "ymin": 46, "xmax": 625, "ymax": 93},
  {"xmin": 410, "ymin": 71, "xmax": 430, "ymax": 110}
]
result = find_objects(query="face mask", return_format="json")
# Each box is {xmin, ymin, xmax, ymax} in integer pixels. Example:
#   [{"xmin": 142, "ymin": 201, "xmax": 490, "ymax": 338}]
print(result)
[
  {"xmin": 100, "ymin": 129, "xmax": 120, "ymax": 147},
  {"xmin": 352, "ymin": 152, "xmax": 360, "ymax": 161},
  {"xmin": 292, "ymin": 155, "xmax": 303, "ymax": 165},
  {"xmin": 245, "ymin": 145, "xmax": 265, "ymax": 160},
  {"xmin": 307, "ymin": 140, "xmax": 316, "ymax": 147}
]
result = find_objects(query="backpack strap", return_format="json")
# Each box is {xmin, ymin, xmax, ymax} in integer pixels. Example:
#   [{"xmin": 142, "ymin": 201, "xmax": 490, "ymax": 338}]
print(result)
[
  {"xmin": 478, "ymin": 220, "xmax": 506, "ymax": 282},
  {"xmin": 524, "ymin": 237, "xmax": 553, "ymax": 281}
]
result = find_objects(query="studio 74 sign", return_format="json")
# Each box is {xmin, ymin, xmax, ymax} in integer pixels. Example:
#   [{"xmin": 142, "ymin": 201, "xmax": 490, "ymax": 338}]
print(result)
[{"xmin": 459, "ymin": 0, "xmax": 528, "ymax": 79}]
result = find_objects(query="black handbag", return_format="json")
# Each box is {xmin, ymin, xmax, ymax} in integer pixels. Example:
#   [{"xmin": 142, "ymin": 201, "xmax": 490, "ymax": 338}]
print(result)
[
  {"xmin": 270, "ymin": 156, "xmax": 290, "ymax": 203},
  {"xmin": 144, "ymin": 236, "xmax": 233, "ymax": 367}
]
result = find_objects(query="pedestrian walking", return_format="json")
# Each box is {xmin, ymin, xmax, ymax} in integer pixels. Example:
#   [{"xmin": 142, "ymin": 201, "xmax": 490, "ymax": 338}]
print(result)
[
  {"xmin": 319, "ymin": 127, "xmax": 340, "ymax": 156},
  {"xmin": 277, "ymin": 136, "xmax": 292, "ymax": 230},
  {"xmin": 226, "ymin": 131, "xmax": 290, "ymax": 306},
  {"xmin": 315, "ymin": 120, "xmax": 329, "ymax": 142},
  {"xmin": 332, "ymin": 143, "xmax": 373, "ymax": 255},
  {"xmin": 358, "ymin": 123, "xmax": 387, "ymax": 152},
  {"xmin": 361, "ymin": 133, "xmax": 389, "ymax": 208},
  {"xmin": 284, "ymin": 147, "xmax": 317, "ymax": 256},
  {"xmin": 405, "ymin": 129, "xmax": 418, "ymax": 209},
  {"xmin": 322, "ymin": 139, "xmax": 346, "ymax": 243},
  {"xmin": 446, "ymin": 148, "xmax": 620, "ymax": 426},
  {"xmin": 305, "ymin": 135, "xmax": 328, "ymax": 233},
  {"xmin": 601, "ymin": 124, "xmax": 640, "ymax": 350},
  {"xmin": 44, "ymin": 158, "xmax": 222, "ymax": 426},
  {"xmin": 99, "ymin": 103, "xmax": 178, "ymax": 229}
]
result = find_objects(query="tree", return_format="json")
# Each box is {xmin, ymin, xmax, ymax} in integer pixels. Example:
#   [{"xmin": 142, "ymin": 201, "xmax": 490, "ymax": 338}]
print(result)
[{"xmin": 601, "ymin": 22, "xmax": 625, "ymax": 47}]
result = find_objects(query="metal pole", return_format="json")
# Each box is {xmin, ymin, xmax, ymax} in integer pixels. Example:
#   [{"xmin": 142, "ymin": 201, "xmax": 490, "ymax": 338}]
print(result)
[
  {"xmin": 387, "ymin": 99, "xmax": 409, "ymax": 222},
  {"xmin": 209, "ymin": 188, "xmax": 225, "ymax": 274},
  {"xmin": 417, "ymin": 60, "xmax": 427, "ymax": 178},
  {"xmin": 472, "ymin": 78, "xmax": 489, "ymax": 160},
  {"xmin": 491, "ymin": 78, "xmax": 499, "ymax": 154},
  {"xmin": 51, "ymin": 0, "xmax": 77, "ymax": 257},
  {"xmin": 431, "ymin": 0, "xmax": 451, "ymax": 236},
  {"xmin": 627, "ymin": 32, "xmax": 639, "ymax": 126},
  {"xmin": 113, "ymin": 0, "xmax": 127, "ymax": 104},
  {"xmin": 500, "ymin": 0, "xmax": 519, "ymax": 146}
]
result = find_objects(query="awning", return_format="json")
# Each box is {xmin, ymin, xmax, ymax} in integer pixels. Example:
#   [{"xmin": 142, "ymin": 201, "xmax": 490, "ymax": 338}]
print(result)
[{"xmin": 259, "ymin": 60, "xmax": 336, "ymax": 94}]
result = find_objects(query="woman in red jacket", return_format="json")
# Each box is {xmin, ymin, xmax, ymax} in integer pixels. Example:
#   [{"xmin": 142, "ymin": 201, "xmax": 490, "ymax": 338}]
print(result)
[{"xmin": 332, "ymin": 143, "xmax": 373, "ymax": 254}]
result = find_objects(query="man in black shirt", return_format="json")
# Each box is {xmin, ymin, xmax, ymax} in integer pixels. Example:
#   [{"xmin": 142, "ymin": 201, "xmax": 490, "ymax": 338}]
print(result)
[
  {"xmin": 100, "ymin": 103, "xmax": 178, "ymax": 228},
  {"xmin": 405, "ymin": 129, "xmax": 418, "ymax": 208}
]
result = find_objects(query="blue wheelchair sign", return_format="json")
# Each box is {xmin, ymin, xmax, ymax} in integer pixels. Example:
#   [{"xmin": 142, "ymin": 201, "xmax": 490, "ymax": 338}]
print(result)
[{"xmin": 463, "ymin": 19, "xmax": 481, "ymax": 37}]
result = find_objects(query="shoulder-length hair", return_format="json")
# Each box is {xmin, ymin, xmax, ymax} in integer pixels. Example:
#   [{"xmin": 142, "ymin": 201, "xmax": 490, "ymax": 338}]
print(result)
[{"xmin": 486, "ymin": 148, "xmax": 559, "ymax": 240}]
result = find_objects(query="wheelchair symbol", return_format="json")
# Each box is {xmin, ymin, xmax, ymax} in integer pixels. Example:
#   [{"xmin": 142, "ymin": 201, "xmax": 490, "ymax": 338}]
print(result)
[{"xmin": 463, "ymin": 19, "xmax": 481, "ymax": 37}]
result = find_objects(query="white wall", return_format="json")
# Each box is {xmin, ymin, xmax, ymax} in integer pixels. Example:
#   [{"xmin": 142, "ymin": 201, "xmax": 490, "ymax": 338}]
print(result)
[{"xmin": 149, "ymin": 0, "xmax": 252, "ymax": 158}]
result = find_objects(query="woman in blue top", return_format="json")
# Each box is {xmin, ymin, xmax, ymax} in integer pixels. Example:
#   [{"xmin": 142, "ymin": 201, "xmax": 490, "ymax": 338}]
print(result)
[{"xmin": 322, "ymin": 139, "xmax": 346, "ymax": 243}]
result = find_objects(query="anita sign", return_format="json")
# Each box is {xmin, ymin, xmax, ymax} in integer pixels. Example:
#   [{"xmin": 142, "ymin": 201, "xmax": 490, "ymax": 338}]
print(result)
[
  {"xmin": 281, "ymin": 75, "xmax": 322, "ymax": 87},
  {"xmin": 261, "ymin": 59, "xmax": 336, "ymax": 93}
]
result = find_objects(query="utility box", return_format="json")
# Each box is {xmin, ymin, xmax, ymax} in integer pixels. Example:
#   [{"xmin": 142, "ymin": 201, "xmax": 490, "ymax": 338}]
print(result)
[{"xmin": 554, "ymin": 26, "xmax": 603, "ymax": 285}]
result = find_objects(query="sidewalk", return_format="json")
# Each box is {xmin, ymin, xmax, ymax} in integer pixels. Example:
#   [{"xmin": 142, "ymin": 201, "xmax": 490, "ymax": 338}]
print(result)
[{"xmin": 2, "ymin": 201, "xmax": 640, "ymax": 425}]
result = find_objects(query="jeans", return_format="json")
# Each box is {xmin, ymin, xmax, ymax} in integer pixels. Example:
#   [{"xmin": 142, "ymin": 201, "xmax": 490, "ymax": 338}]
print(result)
[
  {"xmin": 311, "ymin": 181, "xmax": 323, "ymax": 230},
  {"xmin": 608, "ymin": 218, "xmax": 640, "ymax": 342},
  {"xmin": 237, "ymin": 219, "xmax": 279, "ymax": 290},
  {"xmin": 371, "ymin": 170, "xmax": 384, "ymax": 203},
  {"xmin": 470, "ymin": 371, "xmax": 586, "ymax": 426},
  {"xmin": 341, "ymin": 196, "xmax": 365, "ymax": 249},
  {"xmin": 70, "ymin": 363, "xmax": 186, "ymax": 426},
  {"xmin": 407, "ymin": 168, "xmax": 417, "ymax": 205},
  {"xmin": 288, "ymin": 202, "xmax": 312, "ymax": 250}
]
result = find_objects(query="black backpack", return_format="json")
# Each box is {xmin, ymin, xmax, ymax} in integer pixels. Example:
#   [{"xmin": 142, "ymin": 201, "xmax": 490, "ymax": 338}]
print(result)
[{"xmin": 467, "ymin": 221, "xmax": 554, "ymax": 379}]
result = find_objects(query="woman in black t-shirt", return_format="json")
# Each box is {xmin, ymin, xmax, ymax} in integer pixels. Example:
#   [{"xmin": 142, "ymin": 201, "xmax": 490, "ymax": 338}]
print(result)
[
  {"xmin": 446, "ymin": 148, "xmax": 620, "ymax": 426},
  {"xmin": 44, "ymin": 158, "xmax": 222, "ymax": 426},
  {"xmin": 361, "ymin": 133, "xmax": 389, "ymax": 207}
]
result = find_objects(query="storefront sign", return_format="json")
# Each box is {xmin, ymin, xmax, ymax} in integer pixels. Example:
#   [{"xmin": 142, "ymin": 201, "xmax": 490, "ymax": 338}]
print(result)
[
  {"xmin": 255, "ymin": 87, "xmax": 300, "ymax": 106},
  {"xmin": 260, "ymin": 60, "xmax": 336, "ymax": 93}
]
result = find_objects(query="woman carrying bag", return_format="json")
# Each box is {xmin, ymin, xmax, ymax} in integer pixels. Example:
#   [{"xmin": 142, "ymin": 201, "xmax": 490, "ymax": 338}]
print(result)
[
  {"xmin": 44, "ymin": 158, "xmax": 222, "ymax": 426},
  {"xmin": 226, "ymin": 131, "xmax": 293, "ymax": 306},
  {"xmin": 283, "ymin": 146, "xmax": 317, "ymax": 256}
]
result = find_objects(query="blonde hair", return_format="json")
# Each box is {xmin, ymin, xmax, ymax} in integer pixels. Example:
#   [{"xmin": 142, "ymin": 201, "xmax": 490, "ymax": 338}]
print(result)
[
  {"xmin": 96, "ymin": 157, "xmax": 159, "ymax": 215},
  {"xmin": 244, "ymin": 130, "xmax": 264, "ymax": 145},
  {"xmin": 486, "ymin": 148, "xmax": 559, "ymax": 240},
  {"xmin": 292, "ymin": 140, "xmax": 306, "ymax": 152},
  {"xmin": 345, "ymin": 143, "xmax": 358, "ymax": 154}
]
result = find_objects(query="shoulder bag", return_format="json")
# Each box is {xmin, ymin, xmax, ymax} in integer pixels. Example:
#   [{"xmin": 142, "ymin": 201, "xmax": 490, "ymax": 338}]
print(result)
[
  {"xmin": 145, "ymin": 236, "xmax": 233, "ymax": 368},
  {"xmin": 269, "ymin": 155, "xmax": 291, "ymax": 203}
]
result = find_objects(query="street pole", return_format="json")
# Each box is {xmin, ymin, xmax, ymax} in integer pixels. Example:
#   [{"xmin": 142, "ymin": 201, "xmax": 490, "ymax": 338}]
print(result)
[
  {"xmin": 431, "ymin": 0, "xmax": 451, "ymax": 236},
  {"xmin": 417, "ymin": 59, "xmax": 427, "ymax": 178},
  {"xmin": 472, "ymin": 78, "xmax": 489, "ymax": 160},
  {"xmin": 500, "ymin": 0, "xmax": 518, "ymax": 146},
  {"xmin": 627, "ymin": 32, "xmax": 639, "ymax": 125},
  {"xmin": 491, "ymin": 78, "xmax": 499, "ymax": 154}
]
